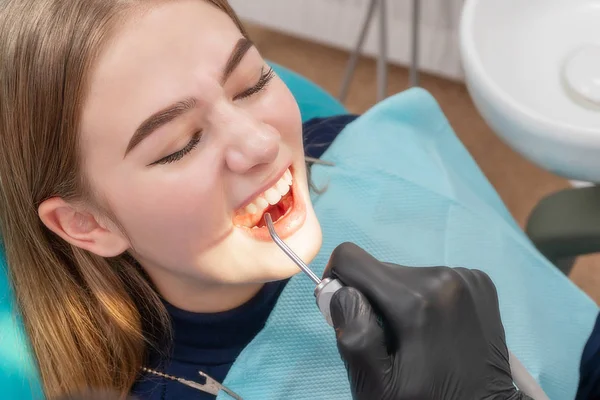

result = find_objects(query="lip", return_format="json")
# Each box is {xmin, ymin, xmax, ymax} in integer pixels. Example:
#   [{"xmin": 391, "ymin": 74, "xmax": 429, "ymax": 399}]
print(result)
[
  {"xmin": 235, "ymin": 164, "xmax": 292, "ymax": 211},
  {"xmin": 236, "ymin": 169, "xmax": 306, "ymax": 242}
]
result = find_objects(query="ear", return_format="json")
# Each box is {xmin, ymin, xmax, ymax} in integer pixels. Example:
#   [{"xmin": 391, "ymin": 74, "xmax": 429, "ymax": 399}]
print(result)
[{"xmin": 38, "ymin": 197, "xmax": 130, "ymax": 258}]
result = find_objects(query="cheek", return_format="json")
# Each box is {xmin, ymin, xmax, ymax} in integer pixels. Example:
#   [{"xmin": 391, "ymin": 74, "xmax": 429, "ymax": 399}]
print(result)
[
  {"xmin": 260, "ymin": 78, "xmax": 303, "ymax": 146},
  {"xmin": 106, "ymin": 171, "xmax": 228, "ymax": 255}
]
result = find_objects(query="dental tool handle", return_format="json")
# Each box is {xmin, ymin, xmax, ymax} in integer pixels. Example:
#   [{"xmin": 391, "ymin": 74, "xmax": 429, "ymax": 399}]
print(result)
[
  {"xmin": 509, "ymin": 350, "xmax": 550, "ymax": 400},
  {"xmin": 315, "ymin": 278, "xmax": 344, "ymax": 326},
  {"xmin": 316, "ymin": 282, "xmax": 549, "ymax": 400}
]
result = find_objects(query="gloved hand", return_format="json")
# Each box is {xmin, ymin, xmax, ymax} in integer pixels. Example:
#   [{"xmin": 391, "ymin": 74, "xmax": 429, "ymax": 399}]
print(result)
[{"xmin": 324, "ymin": 242, "xmax": 533, "ymax": 400}]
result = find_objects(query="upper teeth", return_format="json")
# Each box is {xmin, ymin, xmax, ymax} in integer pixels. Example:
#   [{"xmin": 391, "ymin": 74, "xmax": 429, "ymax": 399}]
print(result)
[{"xmin": 243, "ymin": 169, "xmax": 292, "ymax": 216}]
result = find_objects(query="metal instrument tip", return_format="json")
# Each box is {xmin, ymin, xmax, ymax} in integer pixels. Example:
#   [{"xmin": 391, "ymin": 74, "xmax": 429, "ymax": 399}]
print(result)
[{"xmin": 264, "ymin": 213, "xmax": 321, "ymax": 285}]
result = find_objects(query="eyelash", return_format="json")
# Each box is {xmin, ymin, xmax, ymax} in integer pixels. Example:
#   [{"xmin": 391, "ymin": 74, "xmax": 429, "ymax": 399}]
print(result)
[
  {"xmin": 151, "ymin": 67, "xmax": 275, "ymax": 166},
  {"xmin": 234, "ymin": 66, "xmax": 275, "ymax": 101},
  {"xmin": 150, "ymin": 131, "xmax": 202, "ymax": 166}
]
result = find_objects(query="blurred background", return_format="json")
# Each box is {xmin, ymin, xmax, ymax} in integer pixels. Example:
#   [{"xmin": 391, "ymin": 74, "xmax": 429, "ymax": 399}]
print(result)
[{"xmin": 229, "ymin": 0, "xmax": 600, "ymax": 304}]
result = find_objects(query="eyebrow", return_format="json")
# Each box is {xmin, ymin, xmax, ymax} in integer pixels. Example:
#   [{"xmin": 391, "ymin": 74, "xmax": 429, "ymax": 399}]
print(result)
[
  {"xmin": 222, "ymin": 37, "xmax": 254, "ymax": 83},
  {"xmin": 125, "ymin": 37, "xmax": 255, "ymax": 157}
]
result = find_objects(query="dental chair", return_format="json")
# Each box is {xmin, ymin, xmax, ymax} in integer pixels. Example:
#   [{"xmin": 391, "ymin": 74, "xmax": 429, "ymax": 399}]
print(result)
[
  {"xmin": 526, "ymin": 186, "xmax": 600, "ymax": 276},
  {"xmin": 269, "ymin": 62, "xmax": 348, "ymax": 121}
]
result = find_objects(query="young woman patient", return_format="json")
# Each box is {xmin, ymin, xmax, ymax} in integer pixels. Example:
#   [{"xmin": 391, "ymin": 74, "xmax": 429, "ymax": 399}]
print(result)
[{"xmin": 0, "ymin": 0, "xmax": 356, "ymax": 398}]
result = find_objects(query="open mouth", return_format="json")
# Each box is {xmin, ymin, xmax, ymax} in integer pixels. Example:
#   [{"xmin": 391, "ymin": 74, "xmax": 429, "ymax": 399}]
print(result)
[{"xmin": 233, "ymin": 168, "xmax": 295, "ymax": 230}]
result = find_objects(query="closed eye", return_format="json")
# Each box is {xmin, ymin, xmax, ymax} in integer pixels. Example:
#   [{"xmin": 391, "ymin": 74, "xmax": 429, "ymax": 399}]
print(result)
[
  {"xmin": 149, "ymin": 131, "xmax": 202, "ymax": 166},
  {"xmin": 233, "ymin": 66, "xmax": 275, "ymax": 101},
  {"xmin": 147, "ymin": 67, "xmax": 273, "ymax": 166}
]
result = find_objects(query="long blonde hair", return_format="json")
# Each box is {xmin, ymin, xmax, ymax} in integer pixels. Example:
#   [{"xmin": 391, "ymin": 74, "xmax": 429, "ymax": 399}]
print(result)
[{"xmin": 0, "ymin": 0, "xmax": 246, "ymax": 398}]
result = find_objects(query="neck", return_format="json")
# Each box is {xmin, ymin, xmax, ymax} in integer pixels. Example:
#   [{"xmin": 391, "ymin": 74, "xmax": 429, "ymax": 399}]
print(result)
[{"xmin": 154, "ymin": 277, "xmax": 264, "ymax": 313}]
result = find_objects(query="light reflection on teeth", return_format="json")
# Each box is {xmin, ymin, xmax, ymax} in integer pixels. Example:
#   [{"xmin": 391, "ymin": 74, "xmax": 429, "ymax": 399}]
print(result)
[
  {"xmin": 245, "ymin": 202, "xmax": 258, "ymax": 215},
  {"xmin": 255, "ymin": 196, "xmax": 269, "ymax": 211},
  {"xmin": 276, "ymin": 180, "xmax": 290, "ymax": 196},
  {"xmin": 284, "ymin": 170, "xmax": 292, "ymax": 185},
  {"xmin": 265, "ymin": 188, "xmax": 281, "ymax": 205}
]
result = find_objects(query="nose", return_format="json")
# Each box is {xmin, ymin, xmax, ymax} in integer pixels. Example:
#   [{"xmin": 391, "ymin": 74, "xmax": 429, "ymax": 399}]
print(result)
[{"xmin": 222, "ymin": 108, "xmax": 280, "ymax": 173}]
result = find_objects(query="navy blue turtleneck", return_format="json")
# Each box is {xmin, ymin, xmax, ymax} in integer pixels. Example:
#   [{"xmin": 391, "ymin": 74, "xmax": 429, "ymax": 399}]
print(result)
[
  {"xmin": 131, "ymin": 279, "xmax": 289, "ymax": 400},
  {"xmin": 577, "ymin": 313, "xmax": 600, "ymax": 399},
  {"xmin": 130, "ymin": 114, "xmax": 358, "ymax": 400}
]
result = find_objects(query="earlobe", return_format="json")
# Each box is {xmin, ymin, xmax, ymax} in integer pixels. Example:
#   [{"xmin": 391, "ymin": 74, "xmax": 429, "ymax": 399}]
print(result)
[{"xmin": 38, "ymin": 197, "xmax": 130, "ymax": 258}]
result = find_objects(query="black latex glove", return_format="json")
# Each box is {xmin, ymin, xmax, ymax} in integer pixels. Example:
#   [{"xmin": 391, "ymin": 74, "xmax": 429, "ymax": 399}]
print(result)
[{"xmin": 324, "ymin": 242, "xmax": 533, "ymax": 400}]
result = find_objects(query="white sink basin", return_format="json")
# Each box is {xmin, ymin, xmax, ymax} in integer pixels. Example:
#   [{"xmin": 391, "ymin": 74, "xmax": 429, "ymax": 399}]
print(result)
[{"xmin": 460, "ymin": 0, "xmax": 600, "ymax": 182}]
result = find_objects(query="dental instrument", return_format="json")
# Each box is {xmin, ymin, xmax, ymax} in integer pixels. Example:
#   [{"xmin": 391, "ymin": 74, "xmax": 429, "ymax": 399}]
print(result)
[
  {"xmin": 264, "ymin": 213, "xmax": 343, "ymax": 326},
  {"xmin": 264, "ymin": 213, "xmax": 550, "ymax": 400},
  {"xmin": 141, "ymin": 367, "xmax": 243, "ymax": 399}
]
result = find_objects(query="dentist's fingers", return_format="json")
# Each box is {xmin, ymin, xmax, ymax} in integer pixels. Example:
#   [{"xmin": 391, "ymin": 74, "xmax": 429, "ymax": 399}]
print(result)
[{"xmin": 330, "ymin": 287, "xmax": 394, "ymax": 397}]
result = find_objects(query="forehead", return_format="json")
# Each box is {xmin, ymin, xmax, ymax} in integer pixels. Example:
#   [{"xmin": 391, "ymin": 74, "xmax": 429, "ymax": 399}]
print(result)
[{"xmin": 80, "ymin": 0, "xmax": 243, "ymax": 154}]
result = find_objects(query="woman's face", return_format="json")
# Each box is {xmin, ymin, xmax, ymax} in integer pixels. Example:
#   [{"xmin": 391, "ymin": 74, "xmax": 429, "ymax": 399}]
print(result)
[{"xmin": 78, "ymin": 0, "xmax": 322, "ymax": 309}]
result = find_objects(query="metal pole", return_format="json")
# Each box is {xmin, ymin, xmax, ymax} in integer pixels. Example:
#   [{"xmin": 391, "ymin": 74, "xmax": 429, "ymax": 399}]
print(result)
[
  {"xmin": 339, "ymin": 0, "xmax": 378, "ymax": 102},
  {"xmin": 377, "ymin": 0, "xmax": 388, "ymax": 101},
  {"xmin": 409, "ymin": 0, "xmax": 421, "ymax": 87}
]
